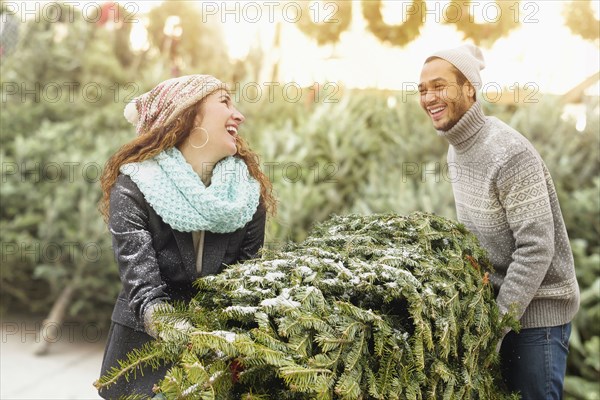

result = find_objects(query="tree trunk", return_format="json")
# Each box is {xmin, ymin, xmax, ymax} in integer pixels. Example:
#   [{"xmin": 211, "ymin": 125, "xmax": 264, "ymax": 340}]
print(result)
[{"xmin": 33, "ymin": 283, "xmax": 74, "ymax": 356}]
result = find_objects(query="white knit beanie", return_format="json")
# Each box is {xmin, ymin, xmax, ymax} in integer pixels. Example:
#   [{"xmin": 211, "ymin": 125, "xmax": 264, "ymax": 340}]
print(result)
[{"xmin": 429, "ymin": 43, "xmax": 485, "ymax": 90}]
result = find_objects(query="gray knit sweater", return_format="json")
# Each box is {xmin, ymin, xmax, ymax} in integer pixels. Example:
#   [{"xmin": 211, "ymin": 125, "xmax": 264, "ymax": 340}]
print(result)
[{"xmin": 438, "ymin": 102, "xmax": 580, "ymax": 329}]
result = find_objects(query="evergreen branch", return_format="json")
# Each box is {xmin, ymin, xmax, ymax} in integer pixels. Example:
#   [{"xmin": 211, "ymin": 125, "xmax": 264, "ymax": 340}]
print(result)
[
  {"xmin": 314, "ymin": 333, "xmax": 351, "ymax": 353},
  {"xmin": 344, "ymin": 330, "xmax": 367, "ymax": 372},
  {"xmin": 372, "ymin": 348, "xmax": 397, "ymax": 398},
  {"xmin": 334, "ymin": 367, "xmax": 363, "ymax": 400},
  {"xmin": 94, "ymin": 343, "xmax": 164, "ymax": 390},
  {"xmin": 279, "ymin": 366, "xmax": 334, "ymax": 392}
]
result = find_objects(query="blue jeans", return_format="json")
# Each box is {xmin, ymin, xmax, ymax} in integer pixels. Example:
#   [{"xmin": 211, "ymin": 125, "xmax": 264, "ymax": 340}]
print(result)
[{"xmin": 500, "ymin": 322, "xmax": 571, "ymax": 400}]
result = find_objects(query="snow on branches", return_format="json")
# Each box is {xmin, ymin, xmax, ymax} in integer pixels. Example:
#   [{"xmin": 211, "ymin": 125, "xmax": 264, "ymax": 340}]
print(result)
[{"xmin": 97, "ymin": 212, "xmax": 518, "ymax": 399}]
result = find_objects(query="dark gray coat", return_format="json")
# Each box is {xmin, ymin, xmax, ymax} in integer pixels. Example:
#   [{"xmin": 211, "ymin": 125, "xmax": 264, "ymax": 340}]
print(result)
[{"xmin": 98, "ymin": 173, "xmax": 265, "ymax": 399}]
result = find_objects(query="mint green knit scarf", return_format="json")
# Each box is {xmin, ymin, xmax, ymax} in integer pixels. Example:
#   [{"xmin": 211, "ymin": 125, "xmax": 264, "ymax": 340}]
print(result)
[{"xmin": 120, "ymin": 147, "xmax": 260, "ymax": 233}]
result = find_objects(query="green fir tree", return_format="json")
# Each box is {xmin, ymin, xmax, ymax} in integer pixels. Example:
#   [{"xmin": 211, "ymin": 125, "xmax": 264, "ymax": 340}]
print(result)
[{"xmin": 96, "ymin": 212, "xmax": 519, "ymax": 399}]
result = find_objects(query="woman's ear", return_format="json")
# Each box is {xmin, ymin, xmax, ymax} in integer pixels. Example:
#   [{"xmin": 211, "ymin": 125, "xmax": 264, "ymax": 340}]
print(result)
[{"xmin": 193, "ymin": 100, "xmax": 207, "ymax": 126}]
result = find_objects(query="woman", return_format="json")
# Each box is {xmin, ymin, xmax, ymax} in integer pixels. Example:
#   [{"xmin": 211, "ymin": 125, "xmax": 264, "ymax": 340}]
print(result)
[{"xmin": 96, "ymin": 75, "xmax": 276, "ymax": 398}]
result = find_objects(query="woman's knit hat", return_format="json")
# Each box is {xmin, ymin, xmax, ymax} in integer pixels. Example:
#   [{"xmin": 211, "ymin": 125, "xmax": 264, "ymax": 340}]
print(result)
[
  {"xmin": 124, "ymin": 75, "xmax": 226, "ymax": 135},
  {"xmin": 429, "ymin": 43, "xmax": 485, "ymax": 90}
]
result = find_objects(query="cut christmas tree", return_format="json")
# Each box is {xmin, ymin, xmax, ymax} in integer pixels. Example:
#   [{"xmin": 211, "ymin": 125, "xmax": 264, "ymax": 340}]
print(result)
[{"xmin": 95, "ymin": 212, "xmax": 518, "ymax": 399}]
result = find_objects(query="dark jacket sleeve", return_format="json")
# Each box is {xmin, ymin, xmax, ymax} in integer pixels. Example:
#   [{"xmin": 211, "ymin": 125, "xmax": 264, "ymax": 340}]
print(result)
[
  {"xmin": 109, "ymin": 175, "xmax": 170, "ymax": 328},
  {"xmin": 236, "ymin": 202, "xmax": 267, "ymax": 262}
]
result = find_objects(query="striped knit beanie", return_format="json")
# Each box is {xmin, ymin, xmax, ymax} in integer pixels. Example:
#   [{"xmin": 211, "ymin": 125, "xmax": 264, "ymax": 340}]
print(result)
[
  {"xmin": 123, "ymin": 75, "xmax": 226, "ymax": 135},
  {"xmin": 429, "ymin": 44, "xmax": 485, "ymax": 90}
]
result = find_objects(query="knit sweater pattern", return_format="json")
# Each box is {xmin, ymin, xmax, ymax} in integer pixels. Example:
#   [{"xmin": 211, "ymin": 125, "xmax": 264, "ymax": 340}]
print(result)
[{"xmin": 438, "ymin": 102, "xmax": 579, "ymax": 329}]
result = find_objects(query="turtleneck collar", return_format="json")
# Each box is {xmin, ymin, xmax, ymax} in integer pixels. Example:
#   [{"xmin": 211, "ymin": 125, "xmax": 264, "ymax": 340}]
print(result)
[{"xmin": 437, "ymin": 102, "xmax": 487, "ymax": 150}]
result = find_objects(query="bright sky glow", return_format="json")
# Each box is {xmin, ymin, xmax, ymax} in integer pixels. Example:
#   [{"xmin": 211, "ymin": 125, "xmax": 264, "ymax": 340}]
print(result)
[
  {"xmin": 26, "ymin": 1, "xmax": 600, "ymax": 94},
  {"xmin": 209, "ymin": 0, "xmax": 599, "ymax": 95}
]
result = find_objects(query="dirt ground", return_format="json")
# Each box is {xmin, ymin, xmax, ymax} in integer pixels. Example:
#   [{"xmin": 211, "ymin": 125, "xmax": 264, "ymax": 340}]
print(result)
[{"xmin": 1, "ymin": 315, "xmax": 106, "ymax": 399}]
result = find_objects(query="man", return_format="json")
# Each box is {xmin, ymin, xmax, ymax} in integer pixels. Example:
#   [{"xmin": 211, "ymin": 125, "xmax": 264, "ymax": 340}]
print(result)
[{"xmin": 418, "ymin": 44, "xmax": 579, "ymax": 399}]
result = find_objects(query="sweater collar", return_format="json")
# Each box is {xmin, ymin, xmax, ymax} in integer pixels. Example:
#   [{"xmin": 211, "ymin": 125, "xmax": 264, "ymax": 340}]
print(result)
[{"xmin": 437, "ymin": 102, "xmax": 486, "ymax": 149}]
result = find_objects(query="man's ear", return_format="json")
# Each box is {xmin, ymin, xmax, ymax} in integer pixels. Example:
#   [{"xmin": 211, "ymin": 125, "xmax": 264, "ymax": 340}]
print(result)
[
  {"xmin": 465, "ymin": 83, "xmax": 476, "ymax": 102},
  {"xmin": 467, "ymin": 83, "xmax": 475, "ymax": 98}
]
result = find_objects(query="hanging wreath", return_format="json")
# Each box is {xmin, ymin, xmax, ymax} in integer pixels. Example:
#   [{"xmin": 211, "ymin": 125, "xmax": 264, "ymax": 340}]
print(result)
[
  {"xmin": 296, "ymin": 0, "xmax": 352, "ymax": 46},
  {"xmin": 563, "ymin": 0, "xmax": 600, "ymax": 42},
  {"xmin": 447, "ymin": 0, "xmax": 520, "ymax": 47},
  {"xmin": 362, "ymin": 0, "xmax": 425, "ymax": 47}
]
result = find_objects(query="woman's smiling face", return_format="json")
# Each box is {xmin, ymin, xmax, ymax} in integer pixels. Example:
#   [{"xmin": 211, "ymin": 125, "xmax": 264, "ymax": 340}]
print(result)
[{"xmin": 193, "ymin": 89, "xmax": 245, "ymax": 158}]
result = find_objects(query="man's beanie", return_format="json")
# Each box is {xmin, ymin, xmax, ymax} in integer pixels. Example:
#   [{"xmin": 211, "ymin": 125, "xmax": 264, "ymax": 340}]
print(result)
[
  {"xmin": 429, "ymin": 43, "xmax": 485, "ymax": 90},
  {"xmin": 123, "ymin": 75, "xmax": 226, "ymax": 135}
]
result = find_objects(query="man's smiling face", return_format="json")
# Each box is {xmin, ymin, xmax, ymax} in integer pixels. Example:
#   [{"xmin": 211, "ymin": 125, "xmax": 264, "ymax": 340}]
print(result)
[{"xmin": 419, "ymin": 58, "xmax": 475, "ymax": 132}]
